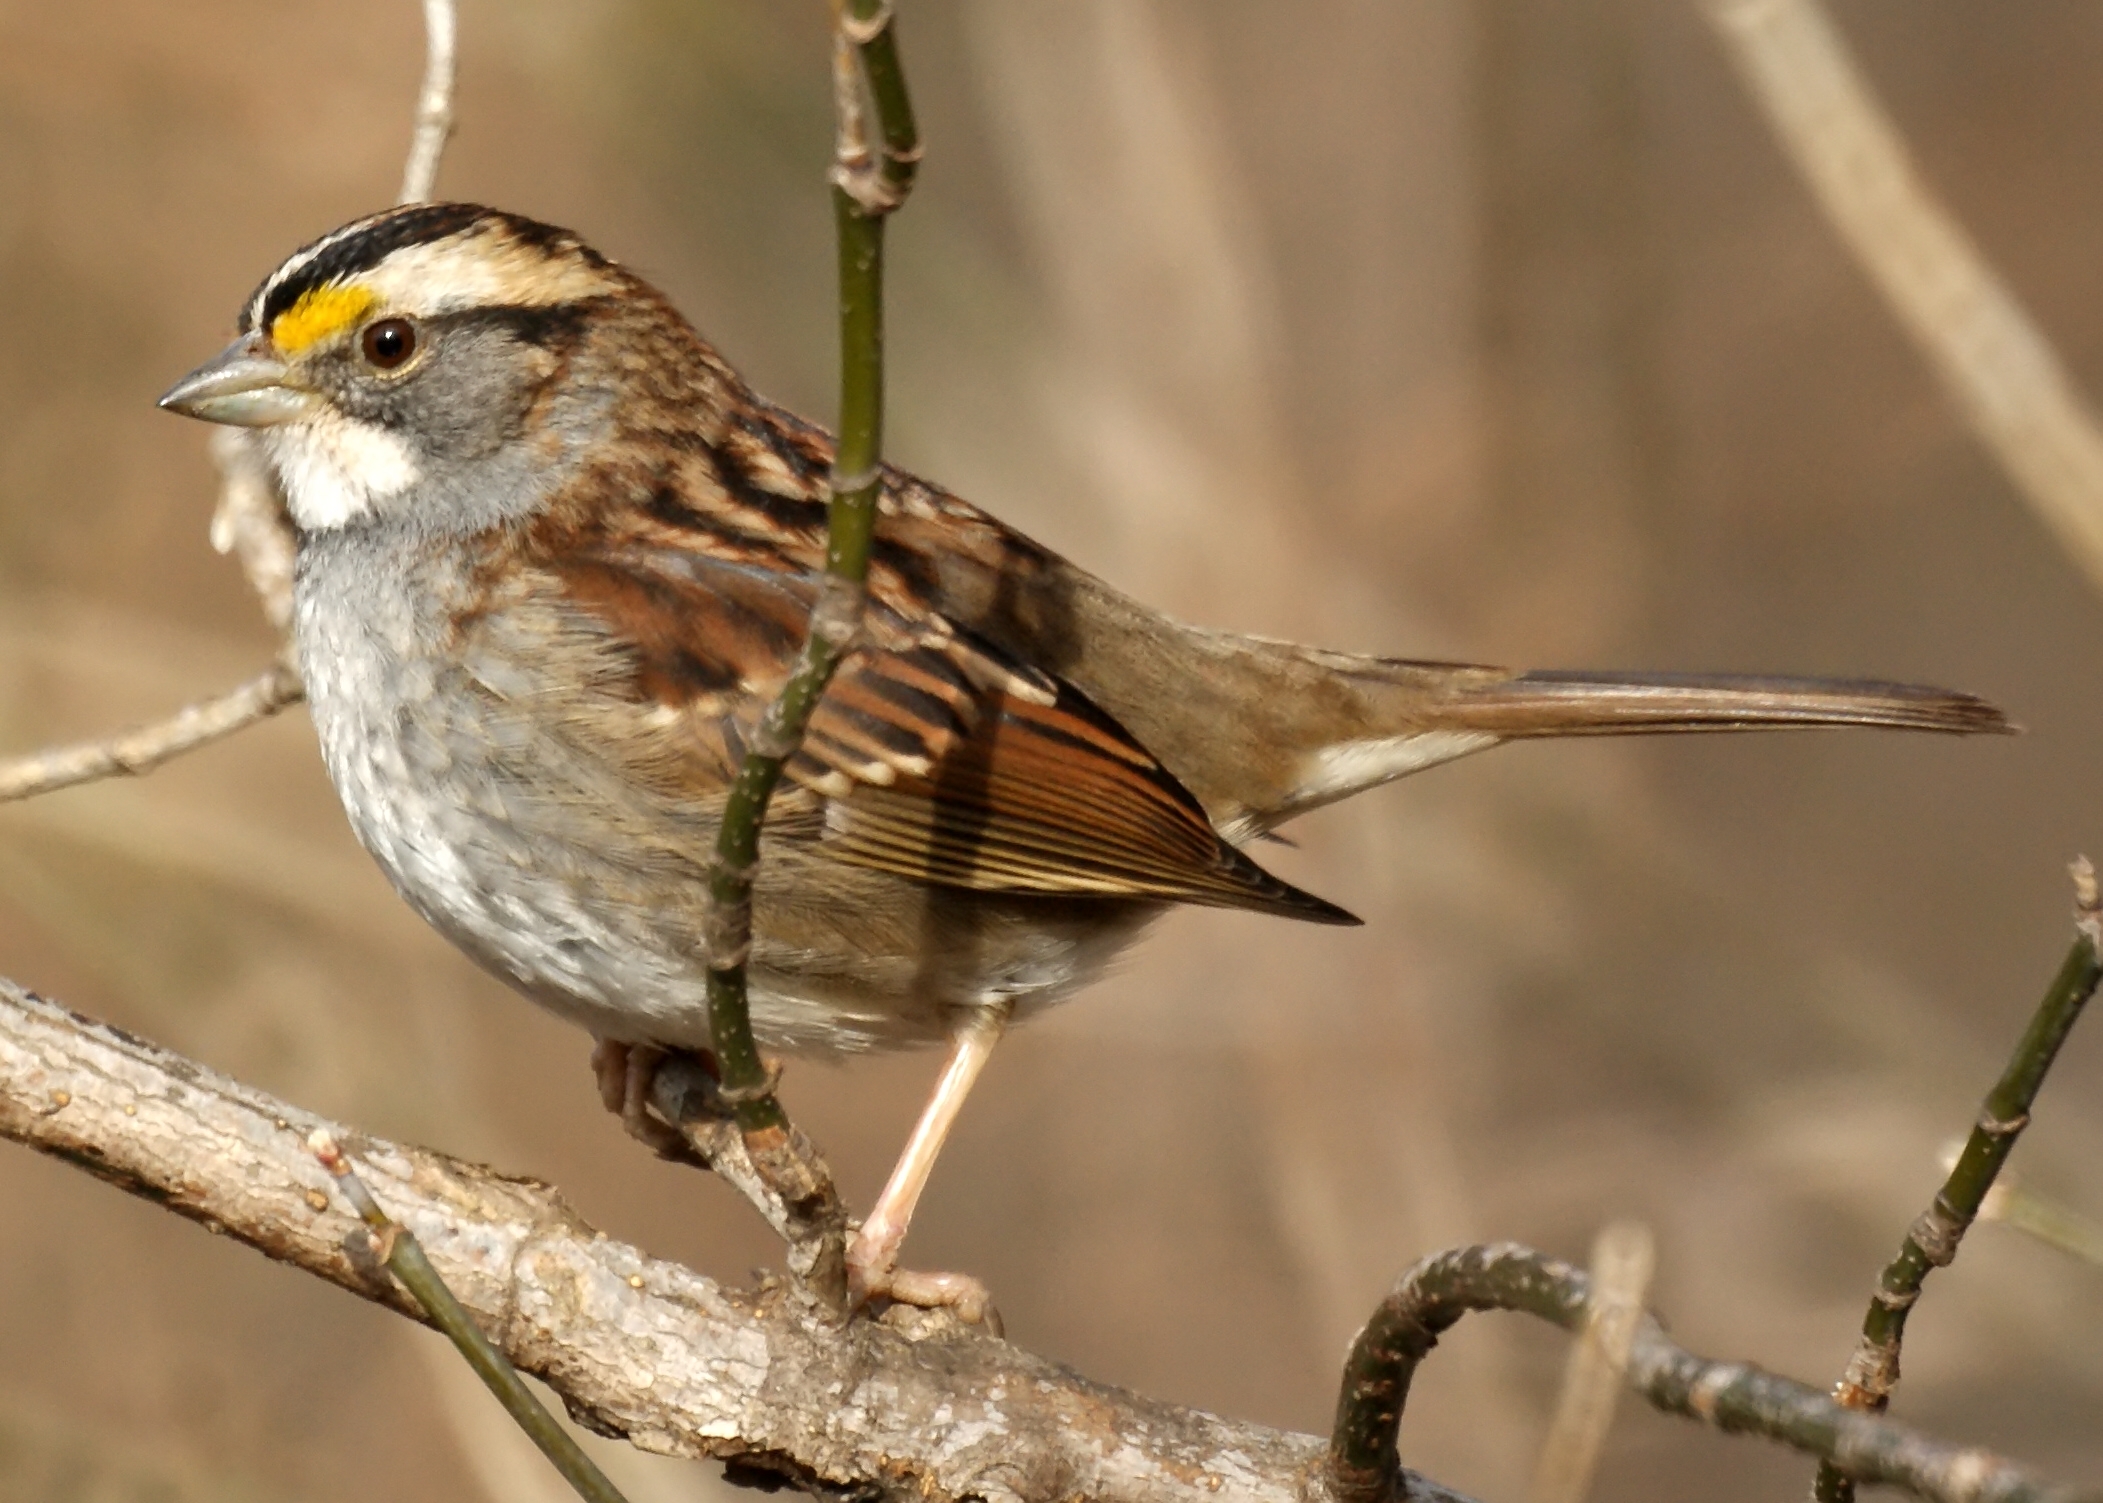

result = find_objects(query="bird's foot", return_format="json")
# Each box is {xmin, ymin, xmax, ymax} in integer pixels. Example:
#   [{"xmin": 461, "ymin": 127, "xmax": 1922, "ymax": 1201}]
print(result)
[
  {"xmin": 589, "ymin": 1039, "xmax": 710, "ymax": 1161},
  {"xmin": 846, "ymin": 1220, "xmax": 1002, "ymax": 1334}
]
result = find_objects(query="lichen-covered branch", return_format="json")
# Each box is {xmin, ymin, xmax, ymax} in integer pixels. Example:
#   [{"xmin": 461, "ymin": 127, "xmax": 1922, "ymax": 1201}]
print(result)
[
  {"xmin": 1703, "ymin": 0, "xmax": 2103, "ymax": 595},
  {"xmin": 0, "ymin": 975, "xmax": 1489, "ymax": 1503},
  {"xmin": 1329, "ymin": 1243, "xmax": 2096, "ymax": 1503},
  {"xmin": 1812, "ymin": 863, "xmax": 2103, "ymax": 1502}
]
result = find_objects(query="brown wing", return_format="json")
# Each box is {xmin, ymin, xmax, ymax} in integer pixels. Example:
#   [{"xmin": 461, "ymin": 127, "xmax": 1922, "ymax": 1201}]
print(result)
[
  {"xmin": 808, "ymin": 659, "xmax": 1355, "ymax": 921},
  {"xmin": 547, "ymin": 538, "xmax": 1356, "ymax": 925}
]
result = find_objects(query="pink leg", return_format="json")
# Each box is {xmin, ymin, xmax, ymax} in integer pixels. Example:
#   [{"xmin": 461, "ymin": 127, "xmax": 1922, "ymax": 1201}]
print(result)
[{"xmin": 847, "ymin": 1006, "xmax": 1010, "ymax": 1325}]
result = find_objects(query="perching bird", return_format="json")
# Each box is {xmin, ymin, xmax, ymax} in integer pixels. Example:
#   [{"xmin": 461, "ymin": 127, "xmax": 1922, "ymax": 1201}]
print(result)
[{"xmin": 160, "ymin": 203, "xmax": 2011, "ymax": 1316}]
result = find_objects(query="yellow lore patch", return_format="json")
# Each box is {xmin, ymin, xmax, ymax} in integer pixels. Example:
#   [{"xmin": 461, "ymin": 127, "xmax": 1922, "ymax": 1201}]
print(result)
[{"xmin": 271, "ymin": 283, "xmax": 377, "ymax": 355}]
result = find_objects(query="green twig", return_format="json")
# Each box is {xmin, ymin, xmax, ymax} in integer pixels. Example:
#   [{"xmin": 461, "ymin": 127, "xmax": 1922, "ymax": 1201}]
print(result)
[
  {"xmin": 831, "ymin": 0, "xmax": 919, "ymax": 212},
  {"xmin": 1328, "ymin": 1242, "xmax": 2096, "ymax": 1503},
  {"xmin": 701, "ymin": 4, "xmax": 918, "ymax": 1143},
  {"xmin": 308, "ymin": 1131, "xmax": 632, "ymax": 1503},
  {"xmin": 1814, "ymin": 860, "xmax": 2103, "ymax": 1503}
]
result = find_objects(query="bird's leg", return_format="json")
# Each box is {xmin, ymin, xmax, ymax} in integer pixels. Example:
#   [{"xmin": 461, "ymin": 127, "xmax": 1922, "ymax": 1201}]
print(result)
[
  {"xmin": 589, "ymin": 1037, "xmax": 707, "ymax": 1160},
  {"xmin": 847, "ymin": 1003, "xmax": 1011, "ymax": 1327}
]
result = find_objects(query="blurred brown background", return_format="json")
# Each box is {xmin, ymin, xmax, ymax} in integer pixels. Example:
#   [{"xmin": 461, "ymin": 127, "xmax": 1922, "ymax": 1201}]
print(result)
[{"xmin": 2, "ymin": 2, "xmax": 2100, "ymax": 1499}]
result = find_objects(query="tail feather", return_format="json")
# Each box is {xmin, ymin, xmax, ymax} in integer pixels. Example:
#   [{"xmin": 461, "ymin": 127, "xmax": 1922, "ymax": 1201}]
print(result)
[
  {"xmin": 1445, "ymin": 669, "xmax": 2016, "ymax": 738},
  {"xmin": 1025, "ymin": 570, "xmax": 2012, "ymax": 831},
  {"xmin": 1253, "ymin": 660, "xmax": 2012, "ymax": 833}
]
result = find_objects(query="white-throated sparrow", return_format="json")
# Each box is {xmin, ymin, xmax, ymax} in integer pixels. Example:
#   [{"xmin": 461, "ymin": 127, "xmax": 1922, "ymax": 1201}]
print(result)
[{"xmin": 161, "ymin": 203, "xmax": 2009, "ymax": 1315}]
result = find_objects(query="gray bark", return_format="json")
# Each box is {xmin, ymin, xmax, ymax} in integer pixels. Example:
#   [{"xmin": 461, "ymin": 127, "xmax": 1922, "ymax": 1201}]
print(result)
[{"xmin": 0, "ymin": 976, "xmax": 1476, "ymax": 1503}]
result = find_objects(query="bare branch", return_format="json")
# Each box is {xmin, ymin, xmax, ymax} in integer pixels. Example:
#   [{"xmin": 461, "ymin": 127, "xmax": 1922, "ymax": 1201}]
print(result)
[
  {"xmin": 1702, "ymin": 0, "xmax": 2103, "ymax": 594},
  {"xmin": 1329, "ymin": 1243, "xmax": 2095, "ymax": 1503},
  {"xmin": 0, "ymin": 660, "xmax": 303, "ymax": 804},
  {"xmin": 0, "ymin": 975, "xmax": 1485, "ymax": 1503},
  {"xmin": 1, "ymin": 0, "xmax": 466, "ymax": 813},
  {"xmin": 0, "ymin": 436, "xmax": 303, "ymax": 803},
  {"xmin": 828, "ymin": 0, "xmax": 920, "ymax": 213},
  {"xmin": 645, "ymin": 1052, "xmax": 849, "ymax": 1308},
  {"xmin": 399, "ymin": 0, "xmax": 459, "ymax": 206}
]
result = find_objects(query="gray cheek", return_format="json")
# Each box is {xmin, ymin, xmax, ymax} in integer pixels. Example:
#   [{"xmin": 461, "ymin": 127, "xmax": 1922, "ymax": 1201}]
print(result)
[{"xmin": 392, "ymin": 361, "xmax": 612, "ymax": 539}]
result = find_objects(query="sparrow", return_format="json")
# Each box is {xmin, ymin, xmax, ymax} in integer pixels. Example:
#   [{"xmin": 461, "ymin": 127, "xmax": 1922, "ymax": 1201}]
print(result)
[{"xmin": 159, "ymin": 202, "xmax": 2010, "ymax": 1317}]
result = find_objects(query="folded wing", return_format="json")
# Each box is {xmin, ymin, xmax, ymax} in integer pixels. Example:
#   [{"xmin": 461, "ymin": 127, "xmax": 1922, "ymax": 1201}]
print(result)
[{"xmin": 547, "ymin": 539, "xmax": 1357, "ymax": 925}]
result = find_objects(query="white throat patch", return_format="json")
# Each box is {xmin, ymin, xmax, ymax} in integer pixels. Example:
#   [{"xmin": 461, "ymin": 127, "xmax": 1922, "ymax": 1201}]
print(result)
[{"xmin": 264, "ymin": 409, "xmax": 420, "ymax": 531}]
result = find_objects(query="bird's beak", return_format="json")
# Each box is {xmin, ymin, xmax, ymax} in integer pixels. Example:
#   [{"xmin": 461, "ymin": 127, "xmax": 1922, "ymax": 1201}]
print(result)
[{"xmin": 158, "ymin": 335, "xmax": 319, "ymax": 427}]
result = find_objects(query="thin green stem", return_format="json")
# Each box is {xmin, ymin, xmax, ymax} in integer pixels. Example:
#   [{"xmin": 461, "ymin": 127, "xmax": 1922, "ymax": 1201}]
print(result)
[
  {"xmin": 845, "ymin": 0, "xmax": 919, "ymax": 204},
  {"xmin": 1815, "ymin": 875, "xmax": 2103, "ymax": 1503},
  {"xmin": 310, "ymin": 1133, "xmax": 631, "ymax": 1503},
  {"xmin": 701, "ymin": 5, "xmax": 915, "ymax": 1140}
]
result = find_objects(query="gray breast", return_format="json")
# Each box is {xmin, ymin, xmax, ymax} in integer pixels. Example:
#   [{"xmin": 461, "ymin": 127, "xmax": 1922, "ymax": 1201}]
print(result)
[
  {"xmin": 290, "ymin": 525, "xmax": 1160, "ymax": 1058},
  {"xmin": 292, "ymin": 526, "xmax": 727, "ymax": 1047}
]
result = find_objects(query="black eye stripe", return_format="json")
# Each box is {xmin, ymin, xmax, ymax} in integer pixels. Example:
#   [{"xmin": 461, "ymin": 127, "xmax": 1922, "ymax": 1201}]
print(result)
[{"xmin": 425, "ymin": 302, "xmax": 601, "ymax": 349}]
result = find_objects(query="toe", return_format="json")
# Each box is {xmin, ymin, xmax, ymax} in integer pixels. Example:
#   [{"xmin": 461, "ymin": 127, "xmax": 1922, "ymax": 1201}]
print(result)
[
  {"xmin": 846, "ymin": 1230, "xmax": 1000, "ymax": 1332},
  {"xmin": 589, "ymin": 1039, "xmax": 629, "ymax": 1116},
  {"xmin": 621, "ymin": 1043, "xmax": 667, "ymax": 1125},
  {"xmin": 885, "ymin": 1268, "xmax": 1002, "ymax": 1335}
]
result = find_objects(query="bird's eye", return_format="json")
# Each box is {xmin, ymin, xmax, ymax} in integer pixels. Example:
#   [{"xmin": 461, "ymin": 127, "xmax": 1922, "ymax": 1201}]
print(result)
[{"xmin": 360, "ymin": 318, "xmax": 418, "ymax": 371}]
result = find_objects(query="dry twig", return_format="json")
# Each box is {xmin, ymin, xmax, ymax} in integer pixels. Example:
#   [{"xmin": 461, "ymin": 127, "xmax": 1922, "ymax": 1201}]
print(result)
[
  {"xmin": 206, "ymin": 427, "xmax": 298, "ymax": 631},
  {"xmin": 398, "ymin": 0, "xmax": 458, "ymax": 205},
  {"xmin": 1527, "ymin": 1220, "xmax": 1655, "ymax": 1503},
  {"xmin": 0, "ymin": 0, "xmax": 463, "ymax": 810},
  {"xmin": 1703, "ymin": 0, "xmax": 2103, "ymax": 593},
  {"xmin": 0, "ymin": 660, "xmax": 303, "ymax": 805}
]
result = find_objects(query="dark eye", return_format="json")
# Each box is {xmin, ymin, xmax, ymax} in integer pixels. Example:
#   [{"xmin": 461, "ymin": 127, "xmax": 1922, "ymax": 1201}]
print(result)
[{"xmin": 360, "ymin": 317, "xmax": 418, "ymax": 370}]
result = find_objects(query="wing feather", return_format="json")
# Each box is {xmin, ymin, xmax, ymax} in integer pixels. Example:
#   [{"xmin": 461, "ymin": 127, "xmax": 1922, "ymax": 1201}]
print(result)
[{"xmin": 542, "ymin": 536, "xmax": 1355, "ymax": 924}]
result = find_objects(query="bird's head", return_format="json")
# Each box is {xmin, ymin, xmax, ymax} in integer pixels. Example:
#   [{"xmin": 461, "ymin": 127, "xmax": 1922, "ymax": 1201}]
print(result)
[{"xmin": 161, "ymin": 203, "xmax": 636, "ymax": 536}]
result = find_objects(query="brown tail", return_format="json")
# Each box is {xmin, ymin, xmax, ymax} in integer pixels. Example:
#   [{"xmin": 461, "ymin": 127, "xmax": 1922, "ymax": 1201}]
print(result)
[
  {"xmin": 1229, "ymin": 656, "xmax": 2013, "ymax": 832},
  {"xmin": 1014, "ymin": 566, "xmax": 2013, "ymax": 830},
  {"xmin": 1437, "ymin": 669, "xmax": 2015, "ymax": 738}
]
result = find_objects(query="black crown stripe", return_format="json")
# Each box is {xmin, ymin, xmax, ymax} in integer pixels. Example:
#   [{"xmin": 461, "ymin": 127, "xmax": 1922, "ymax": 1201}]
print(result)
[{"xmin": 241, "ymin": 204, "xmax": 607, "ymax": 334}]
